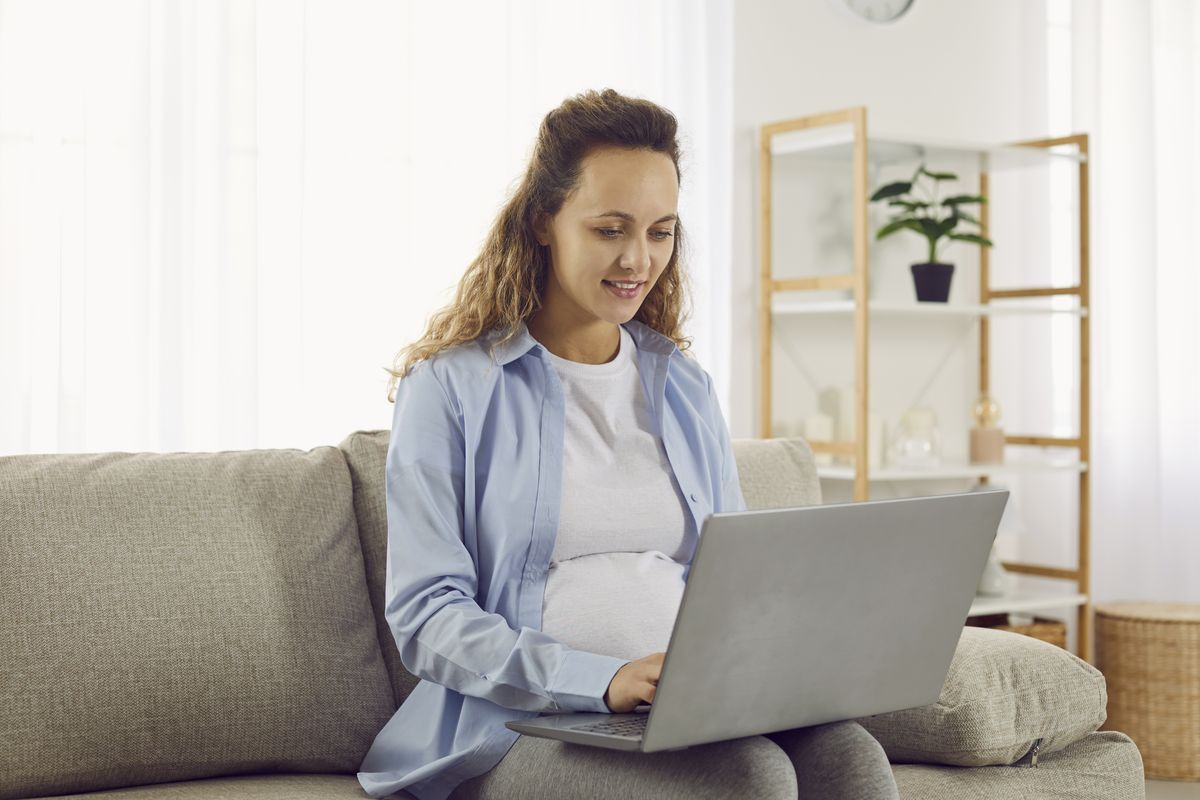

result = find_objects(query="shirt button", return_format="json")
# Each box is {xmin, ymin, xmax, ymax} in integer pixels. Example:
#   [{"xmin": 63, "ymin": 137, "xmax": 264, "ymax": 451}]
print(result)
[{"xmin": 689, "ymin": 492, "xmax": 698, "ymax": 502}]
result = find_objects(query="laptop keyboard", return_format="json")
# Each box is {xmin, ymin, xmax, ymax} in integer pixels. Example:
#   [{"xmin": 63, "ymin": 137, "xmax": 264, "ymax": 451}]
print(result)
[{"xmin": 571, "ymin": 715, "xmax": 649, "ymax": 738}]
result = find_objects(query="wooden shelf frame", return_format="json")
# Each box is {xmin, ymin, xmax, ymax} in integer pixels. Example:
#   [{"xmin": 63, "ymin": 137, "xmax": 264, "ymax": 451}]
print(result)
[
  {"xmin": 981, "ymin": 131, "xmax": 1092, "ymax": 663},
  {"xmin": 757, "ymin": 107, "xmax": 1094, "ymax": 662}
]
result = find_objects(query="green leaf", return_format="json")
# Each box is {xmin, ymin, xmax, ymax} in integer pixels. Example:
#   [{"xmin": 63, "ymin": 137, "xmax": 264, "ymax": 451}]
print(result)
[
  {"xmin": 954, "ymin": 210, "xmax": 981, "ymax": 224},
  {"xmin": 916, "ymin": 217, "xmax": 944, "ymax": 239},
  {"xmin": 948, "ymin": 232, "xmax": 995, "ymax": 247},
  {"xmin": 875, "ymin": 218, "xmax": 924, "ymax": 241},
  {"xmin": 888, "ymin": 199, "xmax": 930, "ymax": 210},
  {"xmin": 870, "ymin": 181, "xmax": 911, "ymax": 202},
  {"xmin": 943, "ymin": 194, "xmax": 987, "ymax": 206},
  {"xmin": 920, "ymin": 167, "xmax": 958, "ymax": 181}
]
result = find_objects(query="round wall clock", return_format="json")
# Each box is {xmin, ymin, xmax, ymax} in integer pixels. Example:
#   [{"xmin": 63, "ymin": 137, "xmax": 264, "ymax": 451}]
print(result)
[{"xmin": 836, "ymin": 0, "xmax": 915, "ymax": 24}]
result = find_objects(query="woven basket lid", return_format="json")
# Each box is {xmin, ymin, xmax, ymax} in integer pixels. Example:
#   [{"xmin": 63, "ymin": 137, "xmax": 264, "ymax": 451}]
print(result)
[{"xmin": 1094, "ymin": 601, "xmax": 1200, "ymax": 623}]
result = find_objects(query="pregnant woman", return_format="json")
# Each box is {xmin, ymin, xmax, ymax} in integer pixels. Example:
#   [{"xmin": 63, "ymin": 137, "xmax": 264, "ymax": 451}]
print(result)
[{"xmin": 357, "ymin": 89, "xmax": 899, "ymax": 800}]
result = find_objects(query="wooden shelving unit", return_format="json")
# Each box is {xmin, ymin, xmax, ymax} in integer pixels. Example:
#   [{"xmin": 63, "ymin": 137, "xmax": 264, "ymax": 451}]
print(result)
[{"xmin": 758, "ymin": 106, "xmax": 1094, "ymax": 662}]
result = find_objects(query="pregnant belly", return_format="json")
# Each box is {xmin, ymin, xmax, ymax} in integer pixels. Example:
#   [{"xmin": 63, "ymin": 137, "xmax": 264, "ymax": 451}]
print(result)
[{"xmin": 539, "ymin": 551, "xmax": 687, "ymax": 662}]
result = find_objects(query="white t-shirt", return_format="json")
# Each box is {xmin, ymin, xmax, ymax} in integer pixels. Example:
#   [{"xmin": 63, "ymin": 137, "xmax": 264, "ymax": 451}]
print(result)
[{"xmin": 538, "ymin": 325, "xmax": 694, "ymax": 663}]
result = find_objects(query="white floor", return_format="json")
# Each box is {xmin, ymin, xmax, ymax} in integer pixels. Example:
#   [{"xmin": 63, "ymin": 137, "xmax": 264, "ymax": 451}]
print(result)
[{"xmin": 1144, "ymin": 778, "xmax": 1199, "ymax": 799}]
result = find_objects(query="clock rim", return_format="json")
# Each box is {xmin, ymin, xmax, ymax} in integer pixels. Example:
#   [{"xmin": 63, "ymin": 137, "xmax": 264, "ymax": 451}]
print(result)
[{"xmin": 840, "ymin": 0, "xmax": 916, "ymax": 24}]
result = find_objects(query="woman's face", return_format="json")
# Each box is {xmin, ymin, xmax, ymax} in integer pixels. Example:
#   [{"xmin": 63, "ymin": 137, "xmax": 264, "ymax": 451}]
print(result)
[{"xmin": 534, "ymin": 146, "xmax": 679, "ymax": 327}]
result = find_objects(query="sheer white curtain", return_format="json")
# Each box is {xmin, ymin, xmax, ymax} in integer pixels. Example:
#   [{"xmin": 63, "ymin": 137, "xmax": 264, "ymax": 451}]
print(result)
[
  {"xmin": 0, "ymin": 0, "xmax": 734, "ymax": 456},
  {"xmin": 1070, "ymin": 0, "xmax": 1200, "ymax": 603}
]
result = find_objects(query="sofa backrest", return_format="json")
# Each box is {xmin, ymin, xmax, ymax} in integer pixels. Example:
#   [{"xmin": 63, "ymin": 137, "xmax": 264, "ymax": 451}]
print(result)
[
  {"xmin": 337, "ymin": 429, "xmax": 418, "ymax": 711},
  {"xmin": 730, "ymin": 437, "xmax": 823, "ymax": 509},
  {"xmin": 338, "ymin": 430, "xmax": 823, "ymax": 707},
  {"xmin": 0, "ymin": 447, "xmax": 396, "ymax": 800}
]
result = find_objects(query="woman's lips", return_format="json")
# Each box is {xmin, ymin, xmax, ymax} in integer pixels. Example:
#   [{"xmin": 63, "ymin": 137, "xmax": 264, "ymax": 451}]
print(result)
[{"xmin": 603, "ymin": 280, "xmax": 642, "ymax": 299}]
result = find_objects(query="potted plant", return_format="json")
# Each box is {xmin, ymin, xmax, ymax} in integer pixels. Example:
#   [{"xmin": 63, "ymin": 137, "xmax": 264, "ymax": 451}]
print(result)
[{"xmin": 869, "ymin": 164, "xmax": 994, "ymax": 302}]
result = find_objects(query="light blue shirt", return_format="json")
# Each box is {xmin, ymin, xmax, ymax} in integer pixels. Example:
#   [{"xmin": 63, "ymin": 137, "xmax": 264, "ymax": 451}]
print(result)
[{"xmin": 357, "ymin": 319, "xmax": 746, "ymax": 800}]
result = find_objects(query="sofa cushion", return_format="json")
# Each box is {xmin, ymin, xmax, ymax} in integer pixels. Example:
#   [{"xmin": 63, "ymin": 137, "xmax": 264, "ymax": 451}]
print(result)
[
  {"xmin": 338, "ymin": 429, "xmax": 420, "ymax": 708},
  {"xmin": 47, "ymin": 774, "xmax": 417, "ymax": 799},
  {"xmin": 730, "ymin": 437, "xmax": 822, "ymax": 508},
  {"xmin": 0, "ymin": 447, "xmax": 396, "ymax": 800},
  {"xmin": 857, "ymin": 626, "xmax": 1109, "ymax": 767},
  {"xmin": 890, "ymin": 730, "xmax": 1145, "ymax": 800}
]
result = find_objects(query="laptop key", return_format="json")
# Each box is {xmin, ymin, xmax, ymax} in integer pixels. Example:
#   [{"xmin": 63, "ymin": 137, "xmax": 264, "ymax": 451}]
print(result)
[{"xmin": 571, "ymin": 716, "xmax": 650, "ymax": 737}]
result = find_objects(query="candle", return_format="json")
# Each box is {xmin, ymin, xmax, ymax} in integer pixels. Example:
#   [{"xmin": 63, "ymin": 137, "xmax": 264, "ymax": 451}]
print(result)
[{"xmin": 804, "ymin": 412, "xmax": 834, "ymax": 466}]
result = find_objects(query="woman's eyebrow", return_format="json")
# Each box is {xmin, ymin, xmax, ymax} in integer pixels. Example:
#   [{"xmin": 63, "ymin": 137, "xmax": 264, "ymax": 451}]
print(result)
[{"xmin": 589, "ymin": 210, "xmax": 678, "ymax": 224}]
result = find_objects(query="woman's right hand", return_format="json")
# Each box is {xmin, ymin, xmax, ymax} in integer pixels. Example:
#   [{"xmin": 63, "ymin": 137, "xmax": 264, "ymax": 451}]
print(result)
[{"xmin": 603, "ymin": 652, "xmax": 665, "ymax": 713}]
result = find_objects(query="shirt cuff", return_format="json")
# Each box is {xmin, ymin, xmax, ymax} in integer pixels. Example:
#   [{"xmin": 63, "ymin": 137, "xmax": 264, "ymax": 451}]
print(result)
[{"xmin": 548, "ymin": 649, "xmax": 630, "ymax": 713}]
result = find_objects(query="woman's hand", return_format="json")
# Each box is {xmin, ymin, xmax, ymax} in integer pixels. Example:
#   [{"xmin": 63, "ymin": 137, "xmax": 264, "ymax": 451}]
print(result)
[{"xmin": 603, "ymin": 652, "xmax": 664, "ymax": 713}]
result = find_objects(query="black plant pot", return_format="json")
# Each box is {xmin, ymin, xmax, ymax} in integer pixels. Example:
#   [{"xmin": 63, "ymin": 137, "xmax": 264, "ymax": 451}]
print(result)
[{"xmin": 911, "ymin": 262, "xmax": 955, "ymax": 302}]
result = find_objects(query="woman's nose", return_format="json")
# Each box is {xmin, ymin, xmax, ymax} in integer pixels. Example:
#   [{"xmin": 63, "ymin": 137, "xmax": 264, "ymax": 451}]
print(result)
[{"xmin": 620, "ymin": 237, "xmax": 651, "ymax": 273}]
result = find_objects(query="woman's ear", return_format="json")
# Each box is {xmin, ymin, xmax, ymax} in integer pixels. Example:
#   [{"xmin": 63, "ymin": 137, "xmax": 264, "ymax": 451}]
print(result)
[{"xmin": 532, "ymin": 213, "xmax": 550, "ymax": 247}]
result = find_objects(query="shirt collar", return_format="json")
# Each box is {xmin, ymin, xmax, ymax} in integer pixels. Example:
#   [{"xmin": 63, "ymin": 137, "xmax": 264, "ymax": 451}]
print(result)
[{"xmin": 488, "ymin": 318, "xmax": 678, "ymax": 366}]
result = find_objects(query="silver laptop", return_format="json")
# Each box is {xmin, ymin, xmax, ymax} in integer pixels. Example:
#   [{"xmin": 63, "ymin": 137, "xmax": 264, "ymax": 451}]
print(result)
[{"xmin": 506, "ymin": 488, "xmax": 1009, "ymax": 752}]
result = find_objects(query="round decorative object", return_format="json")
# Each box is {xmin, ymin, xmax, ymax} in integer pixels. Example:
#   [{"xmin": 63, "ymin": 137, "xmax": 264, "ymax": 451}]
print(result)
[
  {"xmin": 973, "ymin": 393, "xmax": 1002, "ymax": 428},
  {"xmin": 836, "ymin": 0, "xmax": 915, "ymax": 24},
  {"xmin": 1095, "ymin": 601, "xmax": 1200, "ymax": 780},
  {"xmin": 888, "ymin": 407, "xmax": 941, "ymax": 468},
  {"xmin": 970, "ymin": 393, "xmax": 1005, "ymax": 465}
]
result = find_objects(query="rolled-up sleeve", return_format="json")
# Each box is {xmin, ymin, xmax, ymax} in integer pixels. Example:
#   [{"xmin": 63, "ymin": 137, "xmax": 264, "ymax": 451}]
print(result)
[
  {"xmin": 383, "ymin": 361, "xmax": 628, "ymax": 714},
  {"xmin": 704, "ymin": 371, "xmax": 746, "ymax": 514}
]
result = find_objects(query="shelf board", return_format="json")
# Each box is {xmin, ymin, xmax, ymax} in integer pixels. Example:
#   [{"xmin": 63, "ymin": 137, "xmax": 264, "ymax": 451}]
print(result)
[
  {"xmin": 968, "ymin": 590, "xmax": 1088, "ymax": 618},
  {"xmin": 816, "ymin": 458, "xmax": 1088, "ymax": 482},
  {"xmin": 768, "ymin": 124, "xmax": 1086, "ymax": 171},
  {"xmin": 771, "ymin": 299, "xmax": 1088, "ymax": 318}
]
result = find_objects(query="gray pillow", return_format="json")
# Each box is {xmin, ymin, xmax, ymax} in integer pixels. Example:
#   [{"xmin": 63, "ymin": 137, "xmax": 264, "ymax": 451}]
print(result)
[{"xmin": 856, "ymin": 625, "xmax": 1108, "ymax": 766}]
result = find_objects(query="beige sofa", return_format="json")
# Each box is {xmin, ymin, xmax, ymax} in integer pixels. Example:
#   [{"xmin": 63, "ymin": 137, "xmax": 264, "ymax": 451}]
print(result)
[{"xmin": 0, "ymin": 432, "xmax": 1144, "ymax": 799}]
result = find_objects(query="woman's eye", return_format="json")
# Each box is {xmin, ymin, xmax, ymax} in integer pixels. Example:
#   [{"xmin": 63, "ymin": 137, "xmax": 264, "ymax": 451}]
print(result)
[{"xmin": 596, "ymin": 228, "xmax": 674, "ymax": 240}]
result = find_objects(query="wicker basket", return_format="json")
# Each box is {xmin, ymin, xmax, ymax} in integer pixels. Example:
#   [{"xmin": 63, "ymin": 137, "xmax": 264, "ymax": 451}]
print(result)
[
  {"xmin": 1095, "ymin": 601, "xmax": 1200, "ymax": 781},
  {"xmin": 965, "ymin": 613, "xmax": 1067, "ymax": 649}
]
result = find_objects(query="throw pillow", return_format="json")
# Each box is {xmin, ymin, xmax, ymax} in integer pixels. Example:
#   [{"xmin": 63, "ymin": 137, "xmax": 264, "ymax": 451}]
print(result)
[{"xmin": 856, "ymin": 625, "xmax": 1107, "ymax": 766}]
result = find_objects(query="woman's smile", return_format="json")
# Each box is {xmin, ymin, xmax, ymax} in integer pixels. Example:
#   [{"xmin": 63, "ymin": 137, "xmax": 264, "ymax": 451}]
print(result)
[{"xmin": 602, "ymin": 279, "xmax": 644, "ymax": 299}]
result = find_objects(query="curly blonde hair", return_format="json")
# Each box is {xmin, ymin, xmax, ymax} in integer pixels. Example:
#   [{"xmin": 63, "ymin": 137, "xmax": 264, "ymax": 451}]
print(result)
[{"xmin": 384, "ymin": 88, "xmax": 694, "ymax": 403}]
